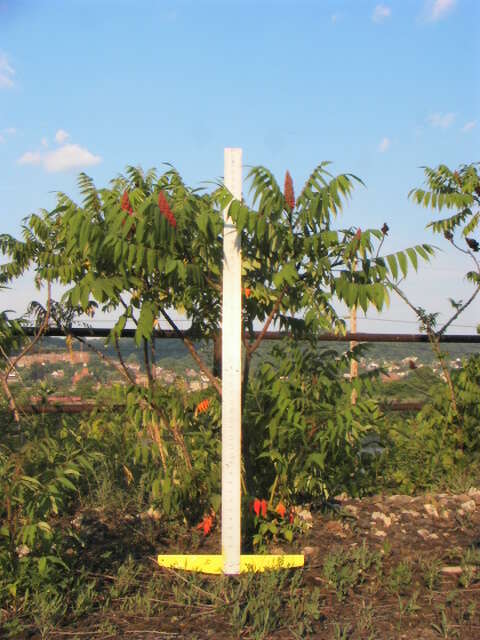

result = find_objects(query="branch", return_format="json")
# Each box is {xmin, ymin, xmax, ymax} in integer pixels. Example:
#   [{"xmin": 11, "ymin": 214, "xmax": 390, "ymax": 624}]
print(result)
[
  {"xmin": 0, "ymin": 344, "xmax": 24, "ymax": 384},
  {"xmin": 3, "ymin": 281, "xmax": 52, "ymax": 421},
  {"xmin": 375, "ymin": 234, "xmax": 386, "ymax": 260},
  {"xmin": 247, "ymin": 288, "xmax": 286, "ymax": 356},
  {"xmin": 114, "ymin": 335, "xmax": 136, "ymax": 385},
  {"xmin": 389, "ymin": 279, "xmax": 459, "ymax": 417},
  {"xmin": 388, "ymin": 280, "xmax": 422, "ymax": 318},
  {"xmin": 450, "ymin": 238, "xmax": 480, "ymax": 272},
  {"xmin": 205, "ymin": 275, "xmax": 222, "ymax": 293},
  {"xmin": 158, "ymin": 307, "xmax": 221, "ymax": 395},
  {"xmin": 119, "ymin": 296, "xmax": 138, "ymax": 326},
  {"xmin": 72, "ymin": 333, "xmax": 134, "ymax": 385},
  {"xmin": 5, "ymin": 281, "xmax": 52, "ymax": 380},
  {"xmin": 143, "ymin": 338, "xmax": 154, "ymax": 388},
  {"xmin": 438, "ymin": 285, "xmax": 480, "ymax": 336}
]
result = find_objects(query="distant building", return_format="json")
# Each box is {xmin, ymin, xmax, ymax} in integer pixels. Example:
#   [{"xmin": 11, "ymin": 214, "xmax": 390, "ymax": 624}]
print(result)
[
  {"xmin": 72, "ymin": 367, "xmax": 91, "ymax": 384},
  {"xmin": 18, "ymin": 352, "xmax": 90, "ymax": 367}
]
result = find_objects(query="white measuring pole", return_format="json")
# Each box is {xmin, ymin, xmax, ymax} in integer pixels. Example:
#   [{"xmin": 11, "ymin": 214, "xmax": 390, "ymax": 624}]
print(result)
[{"xmin": 222, "ymin": 148, "xmax": 242, "ymax": 575}]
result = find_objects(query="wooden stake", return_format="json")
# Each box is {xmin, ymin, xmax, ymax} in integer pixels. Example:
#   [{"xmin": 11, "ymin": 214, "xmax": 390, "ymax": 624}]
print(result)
[{"xmin": 350, "ymin": 305, "xmax": 358, "ymax": 405}]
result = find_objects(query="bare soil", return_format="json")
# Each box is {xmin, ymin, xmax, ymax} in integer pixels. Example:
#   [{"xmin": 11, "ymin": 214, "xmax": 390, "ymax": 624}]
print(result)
[{"xmin": 11, "ymin": 490, "xmax": 480, "ymax": 640}]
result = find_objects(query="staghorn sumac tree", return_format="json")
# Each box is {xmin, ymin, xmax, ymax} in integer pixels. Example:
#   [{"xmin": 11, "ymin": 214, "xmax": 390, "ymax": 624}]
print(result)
[
  {"xmin": 218, "ymin": 164, "xmax": 433, "ymax": 488},
  {"xmin": 1, "ymin": 162, "xmax": 432, "ymax": 496}
]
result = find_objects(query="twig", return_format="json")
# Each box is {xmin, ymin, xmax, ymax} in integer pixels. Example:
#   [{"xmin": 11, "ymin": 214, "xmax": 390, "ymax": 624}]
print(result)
[
  {"xmin": 389, "ymin": 279, "xmax": 459, "ymax": 416},
  {"xmin": 119, "ymin": 296, "xmax": 138, "ymax": 326},
  {"xmin": 247, "ymin": 288, "xmax": 286, "ymax": 356},
  {"xmin": 114, "ymin": 335, "xmax": 136, "ymax": 385},
  {"xmin": 3, "ymin": 281, "xmax": 52, "ymax": 421},
  {"xmin": 71, "ymin": 333, "xmax": 133, "ymax": 386},
  {"xmin": 158, "ymin": 307, "xmax": 221, "ymax": 395},
  {"xmin": 143, "ymin": 337, "xmax": 154, "ymax": 388},
  {"xmin": 438, "ymin": 285, "xmax": 480, "ymax": 336}
]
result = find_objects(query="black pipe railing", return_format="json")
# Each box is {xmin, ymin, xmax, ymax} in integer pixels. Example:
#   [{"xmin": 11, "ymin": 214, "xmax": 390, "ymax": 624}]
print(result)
[{"xmin": 22, "ymin": 327, "xmax": 480, "ymax": 343}]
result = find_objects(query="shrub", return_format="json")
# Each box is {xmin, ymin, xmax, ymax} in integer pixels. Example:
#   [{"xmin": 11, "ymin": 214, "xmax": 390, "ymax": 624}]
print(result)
[{"xmin": 245, "ymin": 340, "xmax": 384, "ymax": 506}]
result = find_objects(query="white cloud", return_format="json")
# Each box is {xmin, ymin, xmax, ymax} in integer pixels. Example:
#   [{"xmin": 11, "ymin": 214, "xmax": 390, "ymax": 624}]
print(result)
[
  {"xmin": 425, "ymin": 0, "xmax": 456, "ymax": 21},
  {"xmin": 372, "ymin": 4, "xmax": 391, "ymax": 23},
  {"xmin": 18, "ymin": 150, "xmax": 42, "ymax": 166},
  {"xmin": 0, "ymin": 134, "xmax": 4, "ymax": 144},
  {"xmin": 18, "ymin": 144, "xmax": 101, "ymax": 172},
  {"xmin": 44, "ymin": 144, "xmax": 101, "ymax": 172},
  {"xmin": 461, "ymin": 120, "xmax": 476, "ymax": 133},
  {"xmin": 0, "ymin": 52, "xmax": 14, "ymax": 88},
  {"xmin": 55, "ymin": 129, "xmax": 70, "ymax": 144},
  {"xmin": 378, "ymin": 137, "xmax": 391, "ymax": 152},
  {"xmin": 41, "ymin": 137, "xmax": 48, "ymax": 147},
  {"xmin": 427, "ymin": 112, "xmax": 455, "ymax": 128}
]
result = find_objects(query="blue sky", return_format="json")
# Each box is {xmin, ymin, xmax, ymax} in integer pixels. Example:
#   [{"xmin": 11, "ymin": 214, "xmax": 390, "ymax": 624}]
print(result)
[{"xmin": 1, "ymin": 0, "xmax": 479, "ymax": 333}]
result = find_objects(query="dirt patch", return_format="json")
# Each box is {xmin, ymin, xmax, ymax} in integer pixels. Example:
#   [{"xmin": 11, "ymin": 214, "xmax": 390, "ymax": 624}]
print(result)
[{"xmin": 9, "ymin": 490, "xmax": 480, "ymax": 639}]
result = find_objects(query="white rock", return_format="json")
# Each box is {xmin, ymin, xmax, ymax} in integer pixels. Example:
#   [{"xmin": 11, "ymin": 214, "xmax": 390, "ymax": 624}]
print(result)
[
  {"xmin": 459, "ymin": 499, "xmax": 476, "ymax": 513},
  {"xmin": 467, "ymin": 487, "xmax": 480, "ymax": 500},
  {"xmin": 424, "ymin": 504, "xmax": 439, "ymax": 518},
  {"xmin": 441, "ymin": 566, "xmax": 463, "ymax": 575},
  {"xmin": 372, "ymin": 511, "xmax": 392, "ymax": 527},
  {"xmin": 296, "ymin": 508, "xmax": 313, "ymax": 522},
  {"xmin": 417, "ymin": 528, "xmax": 438, "ymax": 541}
]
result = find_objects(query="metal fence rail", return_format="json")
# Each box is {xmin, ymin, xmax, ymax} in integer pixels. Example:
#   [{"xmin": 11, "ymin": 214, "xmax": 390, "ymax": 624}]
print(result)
[
  {"xmin": 22, "ymin": 327, "xmax": 480, "ymax": 343},
  {"xmin": 14, "ymin": 327, "xmax": 480, "ymax": 415}
]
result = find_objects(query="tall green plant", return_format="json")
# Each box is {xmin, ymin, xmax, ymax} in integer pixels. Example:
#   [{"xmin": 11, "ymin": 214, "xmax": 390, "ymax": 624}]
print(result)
[
  {"xmin": 246, "ymin": 341, "xmax": 383, "ymax": 505},
  {"xmin": 0, "ymin": 162, "xmax": 431, "ymax": 493},
  {"xmin": 391, "ymin": 162, "xmax": 480, "ymax": 430}
]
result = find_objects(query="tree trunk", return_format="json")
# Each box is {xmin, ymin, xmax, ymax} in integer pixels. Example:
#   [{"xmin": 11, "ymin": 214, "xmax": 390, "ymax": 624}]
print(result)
[{"xmin": 213, "ymin": 331, "xmax": 222, "ymax": 379}]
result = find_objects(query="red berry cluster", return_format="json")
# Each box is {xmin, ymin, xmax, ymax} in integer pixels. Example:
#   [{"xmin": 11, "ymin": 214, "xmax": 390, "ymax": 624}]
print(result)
[
  {"xmin": 158, "ymin": 192, "xmax": 177, "ymax": 228},
  {"xmin": 121, "ymin": 190, "xmax": 133, "ymax": 215},
  {"xmin": 284, "ymin": 171, "xmax": 295, "ymax": 210}
]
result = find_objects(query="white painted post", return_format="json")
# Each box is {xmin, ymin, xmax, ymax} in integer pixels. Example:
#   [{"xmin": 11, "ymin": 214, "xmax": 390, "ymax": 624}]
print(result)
[{"xmin": 222, "ymin": 148, "xmax": 242, "ymax": 575}]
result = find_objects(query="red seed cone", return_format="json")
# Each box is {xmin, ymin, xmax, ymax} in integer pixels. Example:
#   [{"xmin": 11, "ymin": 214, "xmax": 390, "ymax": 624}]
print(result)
[
  {"xmin": 121, "ymin": 190, "xmax": 133, "ymax": 215},
  {"xmin": 158, "ymin": 191, "xmax": 177, "ymax": 228},
  {"xmin": 284, "ymin": 171, "xmax": 295, "ymax": 210}
]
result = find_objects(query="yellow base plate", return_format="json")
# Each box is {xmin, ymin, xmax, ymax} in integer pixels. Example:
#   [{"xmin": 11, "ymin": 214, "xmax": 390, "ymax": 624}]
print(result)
[{"xmin": 157, "ymin": 554, "xmax": 304, "ymax": 574}]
